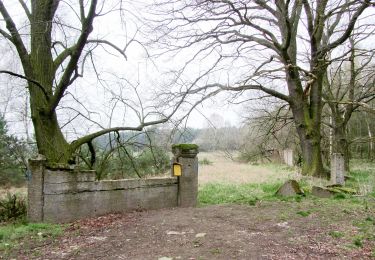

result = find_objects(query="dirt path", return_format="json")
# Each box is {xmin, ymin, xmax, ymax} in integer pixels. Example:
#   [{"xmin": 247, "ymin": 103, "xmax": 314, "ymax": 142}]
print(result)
[{"xmin": 12, "ymin": 199, "xmax": 375, "ymax": 260}]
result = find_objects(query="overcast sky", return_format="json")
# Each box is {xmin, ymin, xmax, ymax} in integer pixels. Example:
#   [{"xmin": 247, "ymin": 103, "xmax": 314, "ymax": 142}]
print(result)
[
  {"xmin": 0, "ymin": 0, "xmax": 246, "ymax": 140},
  {"xmin": 1, "ymin": 0, "xmax": 374, "ymax": 139}
]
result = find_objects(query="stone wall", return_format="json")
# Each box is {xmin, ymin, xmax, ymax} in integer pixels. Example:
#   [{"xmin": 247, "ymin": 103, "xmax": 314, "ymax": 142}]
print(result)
[{"xmin": 28, "ymin": 146, "xmax": 199, "ymax": 223}]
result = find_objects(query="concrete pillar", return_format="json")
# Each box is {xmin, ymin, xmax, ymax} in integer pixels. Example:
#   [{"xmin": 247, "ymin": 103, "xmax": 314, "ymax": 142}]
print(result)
[
  {"xmin": 172, "ymin": 144, "xmax": 199, "ymax": 207},
  {"xmin": 27, "ymin": 156, "xmax": 46, "ymax": 222},
  {"xmin": 331, "ymin": 153, "xmax": 345, "ymax": 185},
  {"xmin": 283, "ymin": 149, "xmax": 294, "ymax": 166}
]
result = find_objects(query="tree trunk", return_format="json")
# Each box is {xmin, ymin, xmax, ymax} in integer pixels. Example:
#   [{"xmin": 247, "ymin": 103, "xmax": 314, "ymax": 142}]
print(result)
[
  {"xmin": 288, "ymin": 99, "xmax": 327, "ymax": 178},
  {"xmin": 32, "ymin": 111, "xmax": 72, "ymax": 163},
  {"xmin": 27, "ymin": 1, "xmax": 72, "ymax": 163},
  {"xmin": 299, "ymin": 135, "xmax": 325, "ymax": 178},
  {"xmin": 292, "ymin": 114, "xmax": 326, "ymax": 178},
  {"xmin": 332, "ymin": 123, "xmax": 350, "ymax": 172},
  {"xmin": 285, "ymin": 66, "xmax": 327, "ymax": 178}
]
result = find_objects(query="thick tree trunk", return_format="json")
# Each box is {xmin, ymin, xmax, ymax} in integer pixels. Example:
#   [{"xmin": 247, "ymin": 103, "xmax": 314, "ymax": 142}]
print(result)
[
  {"xmin": 300, "ymin": 135, "xmax": 325, "ymax": 178},
  {"xmin": 32, "ymin": 111, "xmax": 72, "ymax": 163},
  {"xmin": 286, "ymin": 66, "xmax": 327, "ymax": 178},
  {"xmin": 293, "ymin": 114, "xmax": 326, "ymax": 178},
  {"xmin": 26, "ymin": 1, "xmax": 73, "ymax": 163},
  {"xmin": 288, "ymin": 103, "xmax": 327, "ymax": 178}
]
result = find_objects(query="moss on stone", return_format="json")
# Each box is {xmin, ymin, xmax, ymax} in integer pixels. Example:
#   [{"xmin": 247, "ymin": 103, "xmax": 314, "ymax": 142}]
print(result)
[
  {"xmin": 46, "ymin": 162, "xmax": 76, "ymax": 170},
  {"xmin": 172, "ymin": 143, "xmax": 199, "ymax": 151},
  {"xmin": 327, "ymin": 187, "xmax": 357, "ymax": 195}
]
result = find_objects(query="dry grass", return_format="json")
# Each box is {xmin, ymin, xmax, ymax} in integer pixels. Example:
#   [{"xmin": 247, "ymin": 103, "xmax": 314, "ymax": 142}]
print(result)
[
  {"xmin": 0, "ymin": 187, "xmax": 26, "ymax": 199},
  {"xmin": 198, "ymin": 152, "xmax": 299, "ymax": 186}
]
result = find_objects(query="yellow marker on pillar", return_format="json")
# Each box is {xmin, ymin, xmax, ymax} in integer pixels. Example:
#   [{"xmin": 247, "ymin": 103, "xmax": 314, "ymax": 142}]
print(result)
[{"xmin": 173, "ymin": 163, "xmax": 182, "ymax": 176}]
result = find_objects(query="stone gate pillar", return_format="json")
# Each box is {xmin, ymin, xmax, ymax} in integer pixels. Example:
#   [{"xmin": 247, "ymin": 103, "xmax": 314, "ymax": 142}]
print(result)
[
  {"xmin": 172, "ymin": 144, "xmax": 199, "ymax": 207},
  {"xmin": 27, "ymin": 156, "xmax": 46, "ymax": 222}
]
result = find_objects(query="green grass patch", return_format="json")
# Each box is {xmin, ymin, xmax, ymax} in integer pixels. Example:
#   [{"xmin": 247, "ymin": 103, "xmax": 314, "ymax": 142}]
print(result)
[
  {"xmin": 333, "ymin": 193, "xmax": 347, "ymax": 200},
  {"xmin": 259, "ymin": 182, "xmax": 282, "ymax": 194},
  {"xmin": 198, "ymin": 183, "xmax": 259, "ymax": 205},
  {"xmin": 296, "ymin": 210, "xmax": 311, "ymax": 217},
  {"xmin": 328, "ymin": 230, "xmax": 345, "ymax": 239},
  {"xmin": 346, "ymin": 160, "xmax": 375, "ymax": 196},
  {"xmin": 353, "ymin": 218, "xmax": 375, "ymax": 233},
  {"xmin": 365, "ymin": 216, "xmax": 374, "ymax": 223},
  {"xmin": 0, "ymin": 222, "xmax": 64, "ymax": 255},
  {"xmin": 198, "ymin": 182, "xmax": 283, "ymax": 206},
  {"xmin": 350, "ymin": 216, "xmax": 375, "ymax": 245},
  {"xmin": 353, "ymin": 236, "xmax": 363, "ymax": 248}
]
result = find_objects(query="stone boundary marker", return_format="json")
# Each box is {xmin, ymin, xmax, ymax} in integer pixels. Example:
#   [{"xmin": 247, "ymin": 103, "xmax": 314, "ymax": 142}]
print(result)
[
  {"xmin": 331, "ymin": 153, "xmax": 345, "ymax": 185},
  {"xmin": 28, "ymin": 144, "xmax": 199, "ymax": 223},
  {"xmin": 283, "ymin": 149, "xmax": 294, "ymax": 166}
]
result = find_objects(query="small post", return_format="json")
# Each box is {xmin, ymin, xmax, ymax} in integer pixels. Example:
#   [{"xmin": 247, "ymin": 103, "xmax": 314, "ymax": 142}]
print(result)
[
  {"xmin": 283, "ymin": 149, "xmax": 294, "ymax": 166},
  {"xmin": 172, "ymin": 144, "xmax": 199, "ymax": 207},
  {"xmin": 331, "ymin": 153, "xmax": 345, "ymax": 185},
  {"xmin": 27, "ymin": 155, "xmax": 46, "ymax": 222}
]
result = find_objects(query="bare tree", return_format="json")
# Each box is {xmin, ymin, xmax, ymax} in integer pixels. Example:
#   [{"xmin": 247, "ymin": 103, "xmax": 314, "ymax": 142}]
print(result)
[
  {"xmin": 346, "ymin": 105, "xmax": 375, "ymax": 160},
  {"xmin": 149, "ymin": 0, "xmax": 374, "ymax": 177},
  {"xmin": 239, "ymin": 102, "xmax": 298, "ymax": 163},
  {"xmin": 0, "ymin": 1, "xmax": 185, "ymax": 164},
  {"xmin": 324, "ymin": 34, "xmax": 375, "ymax": 171}
]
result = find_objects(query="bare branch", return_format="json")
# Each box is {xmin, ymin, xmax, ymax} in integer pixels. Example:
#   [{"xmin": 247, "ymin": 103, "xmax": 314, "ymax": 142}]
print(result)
[
  {"xmin": 324, "ymin": 1, "xmax": 371, "ymax": 53},
  {"xmin": 326, "ymin": 100, "xmax": 375, "ymax": 114},
  {"xmin": 18, "ymin": 0, "xmax": 31, "ymax": 21},
  {"xmin": 50, "ymin": 0, "xmax": 98, "ymax": 113},
  {"xmin": 0, "ymin": 28, "xmax": 11, "ymax": 40},
  {"xmin": 0, "ymin": 1, "xmax": 31, "ymax": 70},
  {"xmin": 87, "ymin": 39, "xmax": 128, "ymax": 60},
  {"xmin": 53, "ymin": 46, "xmax": 76, "ymax": 71},
  {"xmin": 0, "ymin": 70, "xmax": 49, "ymax": 99}
]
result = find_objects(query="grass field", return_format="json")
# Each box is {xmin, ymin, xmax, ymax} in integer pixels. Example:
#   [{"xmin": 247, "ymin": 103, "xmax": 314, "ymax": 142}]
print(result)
[
  {"xmin": 198, "ymin": 152, "xmax": 374, "ymax": 199},
  {"xmin": 198, "ymin": 151, "xmax": 298, "ymax": 185}
]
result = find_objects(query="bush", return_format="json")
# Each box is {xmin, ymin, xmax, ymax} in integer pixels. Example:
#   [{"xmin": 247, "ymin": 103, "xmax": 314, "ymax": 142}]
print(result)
[
  {"xmin": 97, "ymin": 146, "xmax": 170, "ymax": 179},
  {"xmin": 136, "ymin": 147, "xmax": 170, "ymax": 175},
  {"xmin": 0, "ymin": 117, "xmax": 28, "ymax": 187},
  {"xmin": 0, "ymin": 193, "xmax": 27, "ymax": 222}
]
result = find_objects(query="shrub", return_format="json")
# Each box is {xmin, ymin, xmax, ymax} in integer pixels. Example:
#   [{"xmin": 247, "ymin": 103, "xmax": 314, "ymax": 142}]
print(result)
[
  {"xmin": 97, "ymin": 146, "xmax": 170, "ymax": 180},
  {"xmin": 0, "ymin": 117, "xmax": 28, "ymax": 187},
  {"xmin": 0, "ymin": 193, "xmax": 27, "ymax": 222}
]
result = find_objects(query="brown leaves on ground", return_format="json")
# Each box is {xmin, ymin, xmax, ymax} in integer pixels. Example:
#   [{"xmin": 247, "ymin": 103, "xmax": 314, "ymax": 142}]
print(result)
[{"xmin": 10, "ymin": 199, "xmax": 375, "ymax": 259}]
